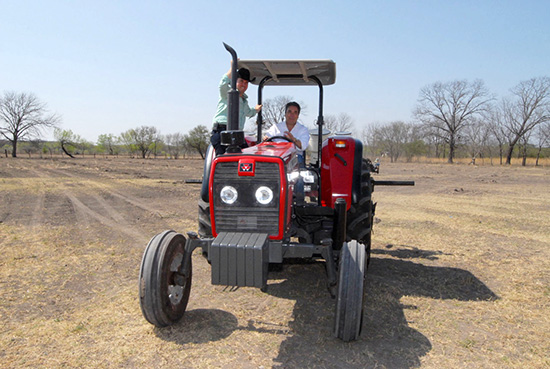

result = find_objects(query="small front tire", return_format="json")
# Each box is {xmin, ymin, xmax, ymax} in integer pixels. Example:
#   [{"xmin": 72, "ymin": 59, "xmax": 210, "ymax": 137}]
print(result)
[{"xmin": 139, "ymin": 230, "xmax": 192, "ymax": 327}]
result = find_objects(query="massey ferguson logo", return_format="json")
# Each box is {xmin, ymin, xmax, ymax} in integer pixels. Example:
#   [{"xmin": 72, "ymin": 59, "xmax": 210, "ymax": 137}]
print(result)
[
  {"xmin": 238, "ymin": 161, "xmax": 255, "ymax": 176},
  {"xmin": 240, "ymin": 163, "xmax": 253, "ymax": 172}
]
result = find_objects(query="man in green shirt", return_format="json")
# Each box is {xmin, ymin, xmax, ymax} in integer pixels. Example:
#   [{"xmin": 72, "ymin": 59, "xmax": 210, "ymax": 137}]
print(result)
[{"xmin": 210, "ymin": 64, "xmax": 261, "ymax": 155}]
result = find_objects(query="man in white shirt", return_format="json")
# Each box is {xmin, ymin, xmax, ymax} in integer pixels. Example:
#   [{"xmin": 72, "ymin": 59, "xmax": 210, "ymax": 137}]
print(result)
[{"xmin": 264, "ymin": 101, "xmax": 310, "ymax": 165}]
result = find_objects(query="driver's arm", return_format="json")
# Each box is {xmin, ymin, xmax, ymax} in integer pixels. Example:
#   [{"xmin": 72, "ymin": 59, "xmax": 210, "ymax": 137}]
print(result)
[
  {"xmin": 263, "ymin": 124, "xmax": 277, "ymax": 140},
  {"xmin": 292, "ymin": 126, "xmax": 310, "ymax": 151}
]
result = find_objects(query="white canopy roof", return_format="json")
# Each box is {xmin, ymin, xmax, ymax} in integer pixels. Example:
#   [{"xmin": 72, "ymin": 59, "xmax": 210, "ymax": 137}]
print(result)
[{"xmin": 237, "ymin": 60, "xmax": 336, "ymax": 86}]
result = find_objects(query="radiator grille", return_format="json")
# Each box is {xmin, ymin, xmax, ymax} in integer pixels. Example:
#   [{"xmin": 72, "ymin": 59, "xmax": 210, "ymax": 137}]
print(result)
[{"xmin": 212, "ymin": 161, "xmax": 281, "ymax": 235}]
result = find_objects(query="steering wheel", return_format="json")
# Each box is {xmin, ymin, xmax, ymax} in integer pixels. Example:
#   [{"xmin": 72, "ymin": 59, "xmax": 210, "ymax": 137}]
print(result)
[{"xmin": 264, "ymin": 135, "xmax": 293, "ymax": 143}]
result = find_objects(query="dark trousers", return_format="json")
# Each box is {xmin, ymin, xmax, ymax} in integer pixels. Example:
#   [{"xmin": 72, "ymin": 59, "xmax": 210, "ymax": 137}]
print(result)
[
  {"xmin": 210, "ymin": 130, "xmax": 226, "ymax": 156},
  {"xmin": 210, "ymin": 124, "xmax": 248, "ymax": 156}
]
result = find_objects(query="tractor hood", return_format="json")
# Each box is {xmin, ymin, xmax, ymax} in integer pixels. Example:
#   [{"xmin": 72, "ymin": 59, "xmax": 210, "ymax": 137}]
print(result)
[
  {"xmin": 243, "ymin": 141, "xmax": 296, "ymax": 162},
  {"xmin": 238, "ymin": 60, "xmax": 336, "ymax": 86}
]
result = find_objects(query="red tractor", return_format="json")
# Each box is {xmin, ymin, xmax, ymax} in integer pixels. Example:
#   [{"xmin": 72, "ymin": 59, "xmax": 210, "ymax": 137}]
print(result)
[{"xmin": 139, "ymin": 44, "xmax": 413, "ymax": 341}]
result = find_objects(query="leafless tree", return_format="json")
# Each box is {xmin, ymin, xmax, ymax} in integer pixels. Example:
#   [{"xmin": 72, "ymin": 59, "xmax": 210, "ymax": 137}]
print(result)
[
  {"xmin": 259, "ymin": 95, "xmax": 307, "ymax": 131},
  {"xmin": 420, "ymin": 124, "xmax": 448, "ymax": 159},
  {"xmin": 463, "ymin": 118, "xmax": 491, "ymax": 164},
  {"xmin": 324, "ymin": 113, "xmax": 354, "ymax": 134},
  {"xmin": 487, "ymin": 107, "xmax": 509, "ymax": 165},
  {"xmin": 261, "ymin": 95, "xmax": 293, "ymax": 129},
  {"xmin": 534, "ymin": 122, "xmax": 550, "ymax": 166},
  {"xmin": 499, "ymin": 77, "xmax": 550, "ymax": 165},
  {"xmin": 165, "ymin": 132, "xmax": 185, "ymax": 159},
  {"xmin": 402, "ymin": 124, "xmax": 429, "ymax": 162},
  {"xmin": 414, "ymin": 79, "xmax": 493, "ymax": 163},
  {"xmin": 0, "ymin": 91, "xmax": 59, "ymax": 157},
  {"xmin": 372, "ymin": 121, "xmax": 412, "ymax": 163},
  {"xmin": 517, "ymin": 130, "xmax": 533, "ymax": 166},
  {"xmin": 360, "ymin": 124, "xmax": 377, "ymax": 157}
]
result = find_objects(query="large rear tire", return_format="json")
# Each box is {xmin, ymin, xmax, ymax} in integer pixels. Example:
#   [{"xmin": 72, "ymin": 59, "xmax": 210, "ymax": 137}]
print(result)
[
  {"xmin": 347, "ymin": 158, "xmax": 373, "ymax": 263},
  {"xmin": 334, "ymin": 240, "xmax": 367, "ymax": 342},
  {"xmin": 139, "ymin": 230, "xmax": 192, "ymax": 327},
  {"xmin": 198, "ymin": 198, "xmax": 212, "ymax": 238}
]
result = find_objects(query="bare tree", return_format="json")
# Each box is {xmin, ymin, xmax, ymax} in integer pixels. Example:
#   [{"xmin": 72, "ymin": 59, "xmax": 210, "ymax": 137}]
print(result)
[
  {"xmin": 499, "ymin": 77, "xmax": 550, "ymax": 165},
  {"xmin": 518, "ymin": 130, "xmax": 533, "ymax": 166},
  {"xmin": 259, "ymin": 95, "xmax": 307, "ymax": 130},
  {"xmin": 0, "ymin": 91, "xmax": 59, "ymax": 157},
  {"xmin": 261, "ymin": 95, "xmax": 293, "ymax": 129},
  {"xmin": 487, "ymin": 106, "xmax": 509, "ymax": 165},
  {"xmin": 372, "ymin": 121, "xmax": 413, "ymax": 163},
  {"xmin": 403, "ymin": 124, "xmax": 429, "ymax": 162},
  {"xmin": 324, "ymin": 113, "xmax": 354, "ymax": 134},
  {"xmin": 414, "ymin": 79, "xmax": 493, "ymax": 163},
  {"xmin": 420, "ymin": 124, "xmax": 448, "ymax": 159},
  {"xmin": 165, "ymin": 132, "xmax": 185, "ymax": 159},
  {"xmin": 21, "ymin": 139, "xmax": 43, "ymax": 158},
  {"xmin": 534, "ymin": 122, "xmax": 550, "ymax": 166},
  {"xmin": 463, "ymin": 118, "xmax": 491, "ymax": 164},
  {"xmin": 360, "ymin": 124, "xmax": 378, "ymax": 157}
]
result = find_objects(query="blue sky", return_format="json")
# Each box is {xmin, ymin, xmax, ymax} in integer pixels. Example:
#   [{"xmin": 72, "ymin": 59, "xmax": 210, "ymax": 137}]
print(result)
[{"xmin": 1, "ymin": 0, "xmax": 549, "ymax": 142}]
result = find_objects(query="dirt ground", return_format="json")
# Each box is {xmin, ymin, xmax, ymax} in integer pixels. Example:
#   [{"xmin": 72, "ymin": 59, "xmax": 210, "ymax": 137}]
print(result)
[{"xmin": 0, "ymin": 156, "xmax": 549, "ymax": 368}]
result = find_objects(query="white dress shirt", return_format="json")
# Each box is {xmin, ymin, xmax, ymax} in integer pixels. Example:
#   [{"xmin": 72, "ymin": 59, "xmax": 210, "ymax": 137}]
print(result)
[{"xmin": 265, "ymin": 121, "xmax": 310, "ymax": 155}]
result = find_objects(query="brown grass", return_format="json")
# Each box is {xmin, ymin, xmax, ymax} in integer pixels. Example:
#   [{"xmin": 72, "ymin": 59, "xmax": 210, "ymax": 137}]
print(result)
[{"xmin": 0, "ymin": 157, "xmax": 549, "ymax": 368}]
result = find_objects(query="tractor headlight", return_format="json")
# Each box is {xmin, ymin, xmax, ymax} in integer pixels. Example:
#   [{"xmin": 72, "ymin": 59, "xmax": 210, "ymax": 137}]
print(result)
[
  {"xmin": 255, "ymin": 186, "xmax": 274, "ymax": 205},
  {"xmin": 220, "ymin": 186, "xmax": 238, "ymax": 204}
]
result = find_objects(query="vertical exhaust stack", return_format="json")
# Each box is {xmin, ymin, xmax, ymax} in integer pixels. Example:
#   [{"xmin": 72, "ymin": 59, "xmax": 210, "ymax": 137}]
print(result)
[{"xmin": 221, "ymin": 43, "xmax": 245, "ymax": 153}]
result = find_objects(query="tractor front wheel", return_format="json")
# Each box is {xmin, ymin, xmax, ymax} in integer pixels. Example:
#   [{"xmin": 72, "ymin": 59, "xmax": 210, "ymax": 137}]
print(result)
[
  {"xmin": 334, "ymin": 240, "xmax": 367, "ymax": 341},
  {"xmin": 139, "ymin": 230, "xmax": 192, "ymax": 327}
]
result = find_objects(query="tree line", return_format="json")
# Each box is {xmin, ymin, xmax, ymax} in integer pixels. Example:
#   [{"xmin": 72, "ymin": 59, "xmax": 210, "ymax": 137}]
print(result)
[
  {"xmin": 46, "ymin": 125, "xmax": 210, "ymax": 159},
  {"xmin": 410, "ymin": 77, "xmax": 550, "ymax": 165},
  {"xmin": 1, "ymin": 76, "xmax": 549, "ymax": 164}
]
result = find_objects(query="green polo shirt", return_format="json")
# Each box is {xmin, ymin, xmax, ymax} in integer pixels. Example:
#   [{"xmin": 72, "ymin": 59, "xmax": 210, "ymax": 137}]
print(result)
[{"xmin": 212, "ymin": 74, "xmax": 256, "ymax": 130}]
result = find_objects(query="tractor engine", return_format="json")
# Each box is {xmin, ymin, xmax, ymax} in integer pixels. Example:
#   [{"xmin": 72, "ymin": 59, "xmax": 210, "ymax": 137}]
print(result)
[{"xmin": 209, "ymin": 141, "xmax": 300, "ymax": 240}]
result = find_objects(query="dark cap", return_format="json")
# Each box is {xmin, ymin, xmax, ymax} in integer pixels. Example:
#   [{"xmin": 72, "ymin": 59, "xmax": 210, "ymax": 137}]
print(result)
[{"xmin": 237, "ymin": 68, "xmax": 255, "ymax": 82}]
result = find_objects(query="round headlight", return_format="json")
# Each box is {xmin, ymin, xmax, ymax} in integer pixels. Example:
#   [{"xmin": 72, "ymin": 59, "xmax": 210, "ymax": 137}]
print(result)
[
  {"xmin": 220, "ymin": 186, "xmax": 238, "ymax": 204},
  {"xmin": 255, "ymin": 186, "xmax": 273, "ymax": 205}
]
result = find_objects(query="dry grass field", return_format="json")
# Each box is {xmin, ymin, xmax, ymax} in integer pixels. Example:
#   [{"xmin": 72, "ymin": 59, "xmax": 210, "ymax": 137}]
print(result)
[{"xmin": 0, "ymin": 157, "xmax": 549, "ymax": 368}]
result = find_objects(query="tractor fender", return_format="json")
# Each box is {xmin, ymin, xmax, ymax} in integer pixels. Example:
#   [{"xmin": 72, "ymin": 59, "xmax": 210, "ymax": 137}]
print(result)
[{"xmin": 200, "ymin": 144, "xmax": 215, "ymax": 202}]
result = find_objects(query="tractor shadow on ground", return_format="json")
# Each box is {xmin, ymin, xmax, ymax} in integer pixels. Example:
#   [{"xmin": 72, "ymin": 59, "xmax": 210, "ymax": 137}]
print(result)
[
  {"xmin": 265, "ymin": 245, "xmax": 498, "ymax": 369},
  {"xmin": 154, "ymin": 308, "xmax": 240, "ymax": 344}
]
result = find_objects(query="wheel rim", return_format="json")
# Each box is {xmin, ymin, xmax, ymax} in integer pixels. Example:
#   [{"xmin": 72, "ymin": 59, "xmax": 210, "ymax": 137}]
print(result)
[
  {"xmin": 158, "ymin": 235, "xmax": 189, "ymax": 322},
  {"xmin": 167, "ymin": 250, "xmax": 185, "ymax": 306}
]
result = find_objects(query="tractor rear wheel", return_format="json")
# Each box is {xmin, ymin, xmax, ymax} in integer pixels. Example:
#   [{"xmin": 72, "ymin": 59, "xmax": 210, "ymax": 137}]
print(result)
[
  {"xmin": 139, "ymin": 230, "xmax": 192, "ymax": 327},
  {"xmin": 347, "ymin": 158, "xmax": 373, "ymax": 263},
  {"xmin": 334, "ymin": 240, "xmax": 367, "ymax": 342},
  {"xmin": 198, "ymin": 198, "xmax": 212, "ymax": 238}
]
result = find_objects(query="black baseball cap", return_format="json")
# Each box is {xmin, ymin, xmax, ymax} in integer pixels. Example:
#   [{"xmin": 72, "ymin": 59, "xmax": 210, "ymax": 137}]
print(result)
[{"xmin": 237, "ymin": 68, "xmax": 255, "ymax": 82}]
